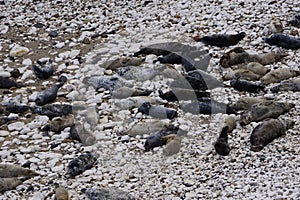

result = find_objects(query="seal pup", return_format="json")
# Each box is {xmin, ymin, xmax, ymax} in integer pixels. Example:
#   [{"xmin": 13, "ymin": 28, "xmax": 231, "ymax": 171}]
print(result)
[
  {"xmin": 250, "ymin": 119, "xmax": 294, "ymax": 151},
  {"xmin": 30, "ymin": 104, "xmax": 73, "ymax": 119},
  {"xmin": 162, "ymin": 134, "xmax": 181, "ymax": 156},
  {"xmin": 35, "ymin": 76, "xmax": 67, "ymax": 106},
  {"xmin": 138, "ymin": 102, "xmax": 178, "ymax": 119},
  {"xmin": 0, "ymin": 177, "xmax": 30, "ymax": 192},
  {"xmin": 214, "ymin": 126, "xmax": 230, "ymax": 156},
  {"xmin": 240, "ymin": 101, "xmax": 295, "ymax": 125},
  {"xmin": 42, "ymin": 114, "xmax": 75, "ymax": 133},
  {"xmin": 66, "ymin": 152, "xmax": 98, "ymax": 177},
  {"xmin": 268, "ymin": 18, "xmax": 284, "ymax": 33},
  {"xmin": 32, "ymin": 59, "xmax": 54, "ymax": 79},
  {"xmin": 246, "ymin": 62, "xmax": 269, "ymax": 76},
  {"xmin": 231, "ymin": 96, "xmax": 269, "ymax": 111},
  {"xmin": 224, "ymin": 115, "xmax": 237, "ymax": 132},
  {"xmin": 264, "ymin": 34, "xmax": 300, "ymax": 50},
  {"xmin": 200, "ymin": 32, "xmax": 246, "ymax": 47},
  {"xmin": 230, "ymin": 78, "xmax": 265, "ymax": 93},
  {"xmin": 222, "ymin": 68, "xmax": 262, "ymax": 81},
  {"xmin": 260, "ymin": 68, "xmax": 300, "ymax": 85}
]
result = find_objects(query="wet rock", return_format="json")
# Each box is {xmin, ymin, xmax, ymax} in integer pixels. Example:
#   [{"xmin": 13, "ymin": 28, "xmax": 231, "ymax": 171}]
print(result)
[
  {"xmin": 269, "ymin": 18, "xmax": 284, "ymax": 33},
  {"xmin": 35, "ymin": 76, "xmax": 67, "ymax": 106},
  {"xmin": 9, "ymin": 45, "xmax": 29, "ymax": 57},
  {"xmin": 66, "ymin": 152, "xmax": 98, "ymax": 177},
  {"xmin": 240, "ymin": 101, "xmax": 295, "ymax": 125},
  {"xmin": 138, "ymin": 102, "xmax": 178, "ymax": 119},
  {"xmin": 214, "ymin": 126, "xmax": 230, "ymax": 156},
  {"xmin": 54, "ymin": 186, "xmax": 69, "ymax": 200},
  {"xmin": 181, "ymin": 99, "xmax": 236, "ymax": 115},
  {"xmin": 162, "ymin": 134, "xmax": 181, "ymax": 156},
  {"xmin": 32, "ymin": 59, "xmax": 54, "ymax": 79},
  {"xmin": 230, "ymin": 79, "xmax": 265, "ymax": 93},
  {"xmin": 264, "ymin": 34, "xmax": 300, "ymax": 49},
  {"xmin": 0, "ymin": 164, "xmax": 39, "ymax": 178},
  {"xmin": 31, "ymin": 104, "xmax": 73, "ymax": 119},
  {"xmin": 270, "ymin": 78, "xmax": 300, "ymax": 92},
  {"xmin": 49, "ymin": 30, "xmax": 58, "ymax": 38},
  {"xmin": 250, "ymin": 119, "xmax": 294, "ymax": 151},
  {"xmin": 199, "ymin": 32, "xmax": 246, "ymax": 47},
  {"xmin": 0, "ymin": 177, "xmax": 30, "ymax": 192},
  {"xmin": 86, "ymin": 187, "xmax": 135, "ymax": 200},
  {"xmin": 260, "ymin": 68, "xmax": 300, "ymax": 85}
]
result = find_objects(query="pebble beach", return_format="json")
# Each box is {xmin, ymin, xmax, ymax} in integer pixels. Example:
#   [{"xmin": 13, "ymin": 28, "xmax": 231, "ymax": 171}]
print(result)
[{"xmin": 0, "ymin": 0, "xmax": 300, "ymax": 199}]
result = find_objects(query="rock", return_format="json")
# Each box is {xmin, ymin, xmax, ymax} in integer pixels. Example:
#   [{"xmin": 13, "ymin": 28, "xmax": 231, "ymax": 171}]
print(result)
[
  {"xmin": 7, "ymin": 122, "xmax": 25, "ymax": 131},
  {"xmin": 85, "ymin": 187, "xmax": 135, "ymax": 200},
  {"xmin": 0, "ymin": 25, "xmax": 9, "ymax": 34},
  {"xmin": 0, "ymin": 71, "xmax": 11, "ymax": 78},
  {"xmin": 10, "ymin": 45, "xmax": 29, "ymax": 57}
]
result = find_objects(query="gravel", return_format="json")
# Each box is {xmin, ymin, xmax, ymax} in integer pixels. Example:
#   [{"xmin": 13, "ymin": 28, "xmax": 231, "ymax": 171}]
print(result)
[{"xmin": 0, "ymin": 0, "xmax": 300, "ymax": 199}]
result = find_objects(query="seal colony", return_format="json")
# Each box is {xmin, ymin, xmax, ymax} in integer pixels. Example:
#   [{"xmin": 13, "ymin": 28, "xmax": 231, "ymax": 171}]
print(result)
[{"xmin": 0, "ymin": 0, "xmax": 299, "ymax": 199}]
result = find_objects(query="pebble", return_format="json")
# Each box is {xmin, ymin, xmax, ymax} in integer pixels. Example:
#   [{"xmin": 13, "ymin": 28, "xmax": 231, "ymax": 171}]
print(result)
[
  {"xmin": 0, "ymin": 71, "xmax": 11, "ymax": 78},
  {"xmin": 10, "ymin": 45, "xmax": 29, "ymax": 57},
  {"xmin": 7, "ymin": 122, "xmax": 25, "ymax": 131}
]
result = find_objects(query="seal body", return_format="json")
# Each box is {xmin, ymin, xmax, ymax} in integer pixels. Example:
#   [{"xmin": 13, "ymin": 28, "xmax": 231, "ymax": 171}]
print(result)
[
  {"xmin": 162, "ymin": 134, "xmax": 181, "ymax": 156},
  {"xmin": 32, "ymin": 59, "xmax": 54, "ymax": 79},
  {"xmin": 0, "ymin": 77, "xmax": 22, "ymax": 89},
  {"xmin": 230, "ymin": 79, "xmax": 265, "ymax": 93},
  {"xmin": 264, "ymin": 34, "xmax": 300, "ymax": 49},
  {"xmin": 250, "ymin": 119, "xmax": 293, "ymax": 151},
  {"xmin": 200, "ymin": 32, "xmax": 246, "ymax": 47},
  {"xmin": 260, "ymin": 68, "xmax": 299, "ymax": 85},
  {"xmin": 270, "ymin": 78, "xmax": 300, "ymax": 93},
  {"xmin": 214, "ymin": 126, "xmax": 230, "ymax": 156},
  {"xmin": 240, "ymin": 101, "xmax": 295, "ymax": 125},
  {"xmin": 31, "ymin": 104, "xmax": 73, "ymax": 119},
  {"xmin": 66, "ymin": 152, "xmax": 98, "ymax": 177},
  {"xmin": 138, "ymin": 102, "xmax": 177, "ymax": 119}
]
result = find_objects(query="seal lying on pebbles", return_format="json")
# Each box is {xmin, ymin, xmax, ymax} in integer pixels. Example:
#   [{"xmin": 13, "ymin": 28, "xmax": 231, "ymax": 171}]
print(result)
[
  {"xmin": 126, "ymin": 119, "xmax": 171, "ymax": 137},
  {"xmin": 5, "ymin": 95, "xmax": 29, "ymax": 114},
  {"xmin": 250, "ymin": 118, "xmax": 294, "ymax": 151},
  {"xmin": 162, "ymin": 134, "xmax": 181, "ymax": 156},
  {"xmin": 230, "ymin": 78, "xmax": 265, "ymax": 93},
  {"xmin": 171, "ymin": 69, "xmax": 223, "ymax": 91},
  {"xmin": 264, "ymin": 34, "xmax": 300, "ymax": 49},
  {"xmin": 83, "ymin": 76, "xmax": 123, "ymax": 91},
  {"xmin": 111, "ymin": 87, "xmax": 153, "ymax": 99},
  {"xmin": 0, "ymin": 177, "xmax": 30, "ymax": 192},
  {"xmin": 35, "ymin": 76, "xmax": 67, "ymax": 106},
  {"xmin": 105, "ymin": 57, "xmax": 143, "ymax": 70},
  {"xmin": 199, "ymin": 32, "xmax": 246, "ymax": 47},
  {"xmin": 42, "ymin": 114, "xmax": 74, "ymax": 133},
  {"xmin": 231, "ymin": 96, "xmax": 269, "ymax": 111},
  {"xmin": 138, "ymin": 102, "xmax": 178, "ymax": 119},
  {"xmin": 144, "ymin": 128, "xmax": 179, "ymax": 151},
  {"xmin": 0, "ymin": 163, "xmax": 38, "ymax": 178},
  {"xmin": 214, "ymin": 126, "xmax": 230, "ymax": 156},
  {"xmin": 133, "ymin": 42, "xmax": 211, "ymax": 71},
  {"xmin": 66, "ymin": 152, "xmax": 98, "ymax": 177},
  {"xmin": 245, "ymin": 62, "xmax": 269, "ymax": 76},
  {"xmin": 158, "ymin": 89, "xmax": 210, "ymax": 102},
  {"xmin": 268, "ymin": 18, "xmax": 284, "ymax": 33},
  {"xmin": 288, "ymin": 15, "xmax": 300, "ymax": 28},
  {"xmin": 32, "ymin": 59, "xmax": 54, "ymax": 79},
  {"xmin": 223, "ymin": 115, "xmax": 237, "ymax": 132},
  {"xmin": 181, "ymin": 99, "xmax": 236, "ymax": 115},
  {"xmin": 31, "ymin": 104, "xmax": 73, "ymax": 119},
  {"xmin": 240, "ymin": 101, "xmax": 295, "ymax": 125},
  {"xmin": 270, "ymin": 78, "xmax": 300, "ymax": 92},
  {"xmin": 0, "ymin": 77, "xmax": 23, "ymax": 89},
  {"xmin": 220, "ymin": 47, "xmax": 287, "ymax": 67},
  {"xmin": 222, "ymin": 68, "xmax": 263, "ymax": 81},
  {"xmin": 260, "ymin": 68, "xmax": 300, "ymax": 85},
  {"xmin": 85, "ymin": 187, "xmax": 135, "ymax": 200}
]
